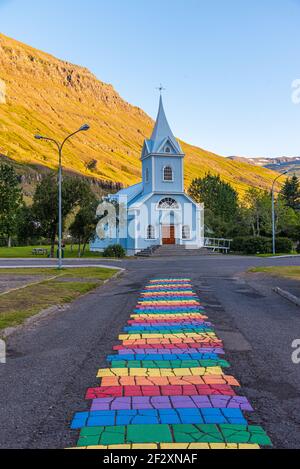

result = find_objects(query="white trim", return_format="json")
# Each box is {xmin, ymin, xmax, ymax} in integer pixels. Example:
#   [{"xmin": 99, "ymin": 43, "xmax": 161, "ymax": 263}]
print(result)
[
  {"xmin": 156, "ymin": 137, "xmax": 179, "ymax": 155},
  {"xmin": 152, "ymin": 156, "xmax": 155, "ymax": 191},
  {"xmin": 156, "ymin": 197, "xmax": 180, "ymax": 210}
]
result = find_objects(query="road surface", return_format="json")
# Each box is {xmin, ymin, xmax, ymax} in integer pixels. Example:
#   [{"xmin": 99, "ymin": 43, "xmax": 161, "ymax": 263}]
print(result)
[{"xmin": 0, "ymin": 254, "xmax": 300, "ymax": 448}]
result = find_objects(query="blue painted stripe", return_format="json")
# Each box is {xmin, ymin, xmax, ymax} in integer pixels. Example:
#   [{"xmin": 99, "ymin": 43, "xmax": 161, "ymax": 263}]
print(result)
[{"xmin": 71, "ymin": 408, "xmax": 247, "ymax": 429}]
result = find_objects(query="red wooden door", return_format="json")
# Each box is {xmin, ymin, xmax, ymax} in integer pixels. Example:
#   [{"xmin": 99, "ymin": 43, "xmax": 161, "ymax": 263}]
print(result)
[{"xmin": 162, "ymin": 225, "xmax": 175, "ymax": 245}]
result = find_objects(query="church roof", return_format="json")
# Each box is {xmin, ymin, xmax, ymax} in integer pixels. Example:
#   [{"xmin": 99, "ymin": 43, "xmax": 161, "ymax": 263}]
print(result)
[
  {"xmin": 110, "ymin": 182, "xmax": 143, "ymax": 203},
  {"xmin": 144, "ymin": 96, "xmax": 183, "ymax": 155}
]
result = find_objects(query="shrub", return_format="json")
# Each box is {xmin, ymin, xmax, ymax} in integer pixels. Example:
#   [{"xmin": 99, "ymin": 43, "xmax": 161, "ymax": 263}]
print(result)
[
  {"xmin": 231, "ymin": 236, "xmax": 272, "ymax": 254},
  {"xmin": 103, "ymin": 244, "xmax": 125, "ymax": 258},
  {"xmin": 275, "ymin": 237, "xmax": 293, "ymax": 254}
]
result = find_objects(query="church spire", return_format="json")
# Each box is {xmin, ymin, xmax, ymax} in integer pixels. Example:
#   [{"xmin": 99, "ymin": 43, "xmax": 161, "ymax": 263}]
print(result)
[{"xmin": 148, "ymin": 95, "xmax": 182, "ymax": 154}]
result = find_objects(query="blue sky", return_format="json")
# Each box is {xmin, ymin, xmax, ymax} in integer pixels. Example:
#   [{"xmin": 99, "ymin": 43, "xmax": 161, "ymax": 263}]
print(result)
[{"xmin": 1, "ymin": 0, "xmax": 300, "ymax": 158}]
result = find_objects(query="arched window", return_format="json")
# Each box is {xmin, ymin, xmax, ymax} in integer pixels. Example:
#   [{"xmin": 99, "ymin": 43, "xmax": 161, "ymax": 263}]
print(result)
[
  {"xmin": 146, "ymin": 225, "xmax": 155, "ymax": 239},
  {"xmin": 158, "ymin": 198, "xmax": 179, "ymax": 209},
  {"xmin": 165, "ymin": 146, "xmax": 171, "ymax": 153},
  {"xmin": 163, "ymin": 165, "xmax": 173, "ymax": 181},
  {"xmin": 182, "ymin": 225, "xmax": 191, "ymax": 240}
]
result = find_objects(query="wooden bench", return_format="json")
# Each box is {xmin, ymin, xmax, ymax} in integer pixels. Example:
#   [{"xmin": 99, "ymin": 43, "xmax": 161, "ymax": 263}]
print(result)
[{"xmin": 32, "ymin": 248, "xmax": 48, "ymax": 256}]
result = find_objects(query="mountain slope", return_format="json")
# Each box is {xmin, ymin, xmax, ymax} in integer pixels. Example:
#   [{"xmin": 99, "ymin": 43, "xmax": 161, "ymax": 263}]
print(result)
[
  {"xmin": 229, "ymin": 155, "xmax": 300, "ymax": 177},
  {"xmin": 0, "ymin": 33, "xmax": 281, "ymax": 196}
]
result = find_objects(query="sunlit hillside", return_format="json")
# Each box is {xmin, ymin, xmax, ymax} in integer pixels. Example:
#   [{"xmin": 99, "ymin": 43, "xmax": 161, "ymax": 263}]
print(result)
[{"xmin": 0, "ymin": 33, "xmax": 281, "ymax": 196}]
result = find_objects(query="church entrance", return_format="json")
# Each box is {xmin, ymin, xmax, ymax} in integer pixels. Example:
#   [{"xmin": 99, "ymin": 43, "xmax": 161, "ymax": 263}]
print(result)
[{"xmin": 162, "ymin": 225, "xmax": 175, "ymax": 245}]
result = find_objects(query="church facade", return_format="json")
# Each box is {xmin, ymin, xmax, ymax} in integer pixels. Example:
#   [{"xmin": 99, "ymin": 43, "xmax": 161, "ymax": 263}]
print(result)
[{"xmin": 90, "ymin": 96, "xmax": 204, "ymax": 255}]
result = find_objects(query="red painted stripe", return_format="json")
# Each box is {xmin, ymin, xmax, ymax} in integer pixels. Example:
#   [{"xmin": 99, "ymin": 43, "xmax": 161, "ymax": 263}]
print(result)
[{"xmin": 85, "ymin": 384, "xmax": 236, "ymax": 399}]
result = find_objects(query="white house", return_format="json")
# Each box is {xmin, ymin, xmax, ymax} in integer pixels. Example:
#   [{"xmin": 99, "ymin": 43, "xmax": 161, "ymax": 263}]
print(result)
[{"xmin": 91, "ymin": 96, "xmax": 204, "ymax": 255}]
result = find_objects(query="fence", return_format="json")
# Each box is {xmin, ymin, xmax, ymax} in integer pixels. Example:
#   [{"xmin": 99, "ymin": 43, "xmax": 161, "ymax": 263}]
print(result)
[{"xmin": 204, "ymin": 237, "xmax": 232, "ymax": 253}]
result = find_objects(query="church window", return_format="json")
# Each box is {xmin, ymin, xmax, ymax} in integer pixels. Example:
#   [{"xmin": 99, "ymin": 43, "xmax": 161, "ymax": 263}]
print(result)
[
  {"xmin": 182, "ymin": 225, "xmax": 191, "ymax": 239},
  {"xmin": 163, "ymin": 165, "xmax": 173, "ymax": 181},
  {"xmin": 147, "ymin": 225, "xmax": 155, "ymax": 239},
  {"xmin": 158, "ymin": 198, "xmax": 179, "ymax": 209},
  {"xmin": 145, "ymin": 167, "xmax": 149, "ymax": 183},
  {"xmin": 165, "ymin": 146, "xmax": 171, "ymax": 153}
]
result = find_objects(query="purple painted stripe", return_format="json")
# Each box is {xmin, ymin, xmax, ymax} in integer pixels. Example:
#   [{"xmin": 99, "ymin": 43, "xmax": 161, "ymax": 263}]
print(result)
[
  {"xmin": 90, "ymin": 395, "xmax": 253, "ymax": 412},
  {"xmin": 117, "ymin": 348, "xmax": 225, "ymax": 355}
]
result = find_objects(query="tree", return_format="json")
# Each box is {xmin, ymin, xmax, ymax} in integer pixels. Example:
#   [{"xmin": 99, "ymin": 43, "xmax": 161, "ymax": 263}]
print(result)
[
  {"xmin": 69, "ymin": 192, "xmax": 99, "ymax": 256},
  {"xmin": 85, "ymin": 159, "xmax": 97, "ymax": 172},
  {"xmin": 242, "ymin": 187, "xmax": 299, "ymax": 238},
  {"xmin": 16, "ymin": 204, "xmax": 41, "ymax": 245},
  {"xmin": 242, "ymin": 188, "xmax": 269, "ymax": 237},
  {"xmin": 32, "ymin": 173, "xmax": 90, "ymax": 257},
  {"xmin": 188, "ymin": 173, "xmax": 239, "ymax": 237},
  {"xmin": 0, "ymin": 163, "xmax": 23, "ymax": 246},
  {"xmin": 280, "ymin": 175, "xmax": 300, "ymax": 210}
]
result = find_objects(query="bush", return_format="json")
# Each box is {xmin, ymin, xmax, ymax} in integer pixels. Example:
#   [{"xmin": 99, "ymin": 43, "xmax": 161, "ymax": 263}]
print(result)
[
  {"xmin": 232, "ymin": 236, "xmax": 293, "ymax": 255},
  {"xmin": 275, "ymin": 237, "xmax": 293, "ymax": 254},
  {"xmin": 103, "ymin": 244, "xmax": 126, "ymax": 258},
  {"xmin": 231, "ymin": 236, "xmax": 272, "ymax": 254}
]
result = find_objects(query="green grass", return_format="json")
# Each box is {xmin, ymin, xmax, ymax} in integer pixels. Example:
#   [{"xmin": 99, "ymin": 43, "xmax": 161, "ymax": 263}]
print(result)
[
  {"xmin": 248, "ymin": 266, "xmax": 300, "ymax": 280},
  {"xmin": 0, "ymin": 267, "xmax": 118, "ymax": 330},
  {"xmin": 0, "ymin": 267, "xmax": 117, "ymax": 278},
  {"xmin": 0, "ymin": 244, "xmax": 102, "ymax": 258},
  {"xmin": 255, "ymin": 252, "xmax": 297, "ymax": 257}
]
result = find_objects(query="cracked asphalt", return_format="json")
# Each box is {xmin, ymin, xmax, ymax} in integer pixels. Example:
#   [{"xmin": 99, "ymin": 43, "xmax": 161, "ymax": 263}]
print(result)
[{"xmin": 0, "ymin": 255, "xmax": 300, "ymax": 448}]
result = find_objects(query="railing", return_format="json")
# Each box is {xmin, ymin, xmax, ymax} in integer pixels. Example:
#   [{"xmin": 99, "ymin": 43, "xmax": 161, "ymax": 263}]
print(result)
[{"xmin": 204, "ymin": 237, "xmax": 232, "ymax": 254}]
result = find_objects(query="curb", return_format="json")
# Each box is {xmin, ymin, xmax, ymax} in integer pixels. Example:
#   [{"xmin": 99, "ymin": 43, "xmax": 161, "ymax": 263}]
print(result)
[{"xmin": 273, "ymin": 286, "xmax": 300, "ymax": 307}]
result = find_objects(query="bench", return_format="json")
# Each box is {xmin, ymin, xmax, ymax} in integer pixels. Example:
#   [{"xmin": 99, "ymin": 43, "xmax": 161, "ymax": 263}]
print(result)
[{"xmin": 32, "ymin": 248, "xmax": 48, "ymax": 256}]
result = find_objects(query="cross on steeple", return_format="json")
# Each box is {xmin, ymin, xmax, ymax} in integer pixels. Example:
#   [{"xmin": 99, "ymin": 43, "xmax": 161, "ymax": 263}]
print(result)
[{"xmin": 156, "ymin": 84, "xmax": 166, "ymax": 95}]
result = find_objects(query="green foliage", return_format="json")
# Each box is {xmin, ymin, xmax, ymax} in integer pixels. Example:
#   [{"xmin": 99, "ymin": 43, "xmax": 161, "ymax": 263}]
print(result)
[
  {"xmin": 231, "ymin": 236, "xmax": 272, "ymax": 254},
  {"xmin": 69, "ymin": 190, "xmax": 100, "ymax": 256},
  {"xmin": 32, "ymin": 173, "xmax": 90, "ymax": 256},
  {"xmin": 241, "ymin": 187, "xmax": 299, "ymax": 238},
  {"xmin": 0, "ymin": 163, "xmax": 23, "ymax": 246},
  {"xmin": 16, "ymin": 204, "xmax": 40, "ymax": 244},
  {"xmin": 280, "ymin": 175, "xmax": 300, "ymax": 210},
  {"xmin": 103, "ymin": 244, "xmax": 125, "ymax": 258},
  {"xmin": 274, "ymin": 237, "xmax": 293, "ymax": 253},
  {"xmin": 231, "ymin": 235, "xmax": 293, "ymax": 254},
  {"xmin": 188, "ymin": 174, "xmax": 239, "ymax": 237}
]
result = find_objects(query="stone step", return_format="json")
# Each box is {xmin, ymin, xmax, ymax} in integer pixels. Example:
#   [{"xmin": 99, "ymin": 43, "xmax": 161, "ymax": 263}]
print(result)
[{"xmin": 136, "ymin": 246, "xmax": 220, "ymax": 257}]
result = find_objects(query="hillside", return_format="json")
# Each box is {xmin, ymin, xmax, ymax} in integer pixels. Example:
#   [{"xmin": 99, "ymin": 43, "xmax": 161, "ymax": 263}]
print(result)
[{"xmin": 0, "ymin": 33, "xmax": 282, "ymax": 197}]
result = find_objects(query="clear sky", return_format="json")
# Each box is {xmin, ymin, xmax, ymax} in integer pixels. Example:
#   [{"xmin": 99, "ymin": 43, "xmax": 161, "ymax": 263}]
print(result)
[{"xmin": 1, "ymin": 0, "xmax": 300, "ymax": 158}]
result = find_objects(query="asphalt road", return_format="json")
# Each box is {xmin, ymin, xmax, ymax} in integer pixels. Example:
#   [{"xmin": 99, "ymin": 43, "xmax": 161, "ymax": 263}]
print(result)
[{"xmin": 0, "ymin": 255, "xmax": 300, "ymax": 448}]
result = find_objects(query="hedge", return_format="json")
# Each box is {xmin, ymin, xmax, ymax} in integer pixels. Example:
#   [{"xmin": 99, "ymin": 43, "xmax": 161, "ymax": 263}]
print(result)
[{"xmin": 231, "ymin": 236, "xmax": 293, "ymax": 255}]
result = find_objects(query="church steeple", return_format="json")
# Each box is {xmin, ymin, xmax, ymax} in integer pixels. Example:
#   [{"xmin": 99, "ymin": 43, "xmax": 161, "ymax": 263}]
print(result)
[
  {"xmin": 141, "ymin": 93, "xmax": 185, "ymax": 195},
  {"xmin": 142, "ymin": 95, "xmax": 183, "ymax": 157}
]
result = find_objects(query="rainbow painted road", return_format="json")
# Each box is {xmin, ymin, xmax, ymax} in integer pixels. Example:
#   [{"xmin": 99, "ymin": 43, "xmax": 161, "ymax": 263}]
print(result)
[{"xmin": 70, "ymin": 278, "xmax": 271, "ymax": 449}]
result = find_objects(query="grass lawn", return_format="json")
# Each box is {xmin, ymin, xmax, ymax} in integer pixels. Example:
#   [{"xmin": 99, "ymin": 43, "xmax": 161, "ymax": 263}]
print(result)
[
  {"xmin": 255, "ymin": 252, "xmax": 297, "ymax": 257},
  {"xmin": 0, "ymin": 244, "xmax": 103, "ymax": 258},
  {"xmin": 249, "ymin": 266, "xmax": 300, "ymax": 280},
  {"xmin": 0, "ymin": 267, "xmax": 118, "ymax": 330}
]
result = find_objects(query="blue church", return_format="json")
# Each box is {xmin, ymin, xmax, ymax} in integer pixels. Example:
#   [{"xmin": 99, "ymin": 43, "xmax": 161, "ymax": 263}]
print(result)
[{"xmin": 91, "ymin": 96, "xmax": 204, "ymax": 255}]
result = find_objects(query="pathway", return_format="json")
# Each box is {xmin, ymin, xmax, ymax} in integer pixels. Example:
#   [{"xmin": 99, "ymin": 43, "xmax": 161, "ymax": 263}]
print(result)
[{"xmin": 69, "ymin": 278, "xmax": 271, "ymax": 449}]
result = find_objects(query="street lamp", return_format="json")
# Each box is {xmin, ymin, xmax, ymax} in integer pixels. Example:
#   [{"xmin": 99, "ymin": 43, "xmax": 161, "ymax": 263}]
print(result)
[
  {"xmin": 34, "ymin": 124, "xmax": 90, "ymax": 269},
  {"xmin": 271, "ymin": 169, "xmax": 289, "ymax": 256}
]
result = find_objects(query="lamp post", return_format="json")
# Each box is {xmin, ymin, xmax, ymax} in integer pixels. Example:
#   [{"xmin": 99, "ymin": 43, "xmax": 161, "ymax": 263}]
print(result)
[
  {"xmin": 35, "ymin": 124, "xmax": 90, "ymax": 269},
  {"xmin": 272, "ymin": 170, "xmax": 288, "ymax": 256}
]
